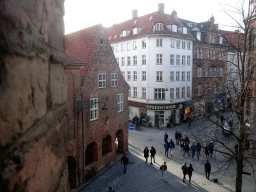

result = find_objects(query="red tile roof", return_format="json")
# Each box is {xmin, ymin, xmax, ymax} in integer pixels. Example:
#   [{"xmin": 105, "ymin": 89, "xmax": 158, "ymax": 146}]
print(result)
[
  {"xmin": 65, "ymin": 24, "xmax": 100, "ymax": 76},
  {"xmin": 219, "ymin": 30, "xmax": 245, "ymax": 50},
  {"xmin": 105, "ymin": 11, "xmax": 191, "ymax": 43},
  {"xmin": 66, "ymin": 53, "xmax": 85, "ymax": 64}
]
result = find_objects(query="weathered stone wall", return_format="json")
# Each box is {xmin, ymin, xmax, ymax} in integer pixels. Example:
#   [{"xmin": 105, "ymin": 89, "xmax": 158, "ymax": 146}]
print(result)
[{"xmin": 0, "ymin": 0, "xmax": 68, "ymax": 191}]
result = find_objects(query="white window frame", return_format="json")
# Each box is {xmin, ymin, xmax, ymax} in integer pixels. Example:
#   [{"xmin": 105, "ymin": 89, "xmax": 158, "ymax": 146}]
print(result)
[
  {"xmin": 142, "ymin": 40, "xmax": 146, "ymax": 48},
  {"xmin": 176, "ymin": 55, "xmax": 180, "ymax": 65},
  {"xmin": 127, "ymin": 42, "xmax": 130, "ymax": 51},
  {"xmin": 133, "ymin": 41, "xmax": 137, "ymax": 50},
  {"xmin": 182, "ymin": 41, "xmax": 186, "ymax": 49},
  {"xmin": 156, "ymin": 54, "xmax": 163, "ymax": 65},
  {"xmin": 133, "ymin": 71, "xmax": 137, "ymax": 81},
  {"xmin": 176, "ymin": 88, "xmax": 180, "ymax": 99},
  {"xmin": 182, "ymin": 87, "xmax": 185, "ymax": 98},
  {"xmin": 121, "ymin": 71, "xmax": 125, "ymax": 79},
  {"xmin": 133, "ymin": 56, "xmax": 137, "ymax": 66},
  {"xmin": 142, "ymin": 55, "xmax": 146, "ymax": 65},
  {"xmin": 198, "ymin": 67, "xmax": 202, "ymax": 77},
  {"xmin": 133, "ymin": 87, "xmax": 137, "ymax": 98},
  {"xmin": 170, "ymin": 54, "xmax": 174, "ymax": 65},
  {"xmin": 187, "ymin": 87, "xmax": 191, "ymax": 97},
  {"xmin": 187, "ymin": 71, "xmax": 191, "ymax": 81},
  {"xmin": 121, "ymin": 57, "xmax": 125, "ymax": 66},
  {"xmin": 182, "ymin": 55, "xmax": 186, "ymax": 65},
  {"xmin": 176, "ymin": 71, "xmax": 180, "ymax": 81},
  {"xmin": 156, "ymin": 23, "xmax": 163, "ymax": 31},
  {"xmin": 182, "ymin": 71, "xmax": 185, "ymax": 81},
  {"xmin": 187, "ymin": 42, "xmax": 191, "ymax": 50},
  {"xmin": 176, "ymin": 40, "xmax": 180, "ymax": 49},
  {"xmin": 127, "ymin": 56, "xmax": 131, "ymax": 66},
  {"xmin": 187, "ymin": 56, "xmax": 191, "ymax": 66},
  {"xmin": 111, "ymin": 73, "xmax": 118, "ymax": 87},
  {"xmin": 90, "ymin": 98, "xmax": 99, "ymax": 121},
  {"xmin": 170, "ymin": 39, "xmax": 175, "ymax": 48},
  {"xmin": 142, "ymin": 71, "xmax": 146, "ymax": 81},
  {"xmin": 117, "ymin": 93, "xmax": 123, "ymax": 112},
  {"xmin": 170, "ymin": 88, "xmax": 174, "ymax": 99},
  {"xmin": 99, "ymin": 73, "xmax": 106, "ymax": 88},
  {"xmin": 170, "ymin": 71, "xmax": 174, "ymax": 81},
  {"xmin": 142, "ymin": 87, "xmax": 146, "ymax": 99},
  {"xmin": 121, "ymin": 43, "xmax": 124, "ymax": 52},
  {"xmin": 154, "ymin": 88, "xmax": 165, "ymax": 100},
  {"xmin": 127, "ymin": 71, "xmax": 131, "ymax": 81},
  {"xmin": 156, "ymin": 71, "xmax": 163, "ymax": 81},
  {"xmin": 156, "ymin": 39, "xmax": 163, "ymax": 47}
]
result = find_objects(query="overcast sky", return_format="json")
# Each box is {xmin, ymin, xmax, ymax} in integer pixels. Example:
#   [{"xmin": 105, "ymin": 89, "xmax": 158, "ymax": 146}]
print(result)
[{"xmin": 64, "ymin": 0, "xmax": 249, "ymax": 34}]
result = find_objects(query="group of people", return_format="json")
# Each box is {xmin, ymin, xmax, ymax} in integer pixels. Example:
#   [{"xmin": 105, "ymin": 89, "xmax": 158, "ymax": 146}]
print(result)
[{"xmin": 143, "ymin": 146, "xmax": 156, "ymax": 164}]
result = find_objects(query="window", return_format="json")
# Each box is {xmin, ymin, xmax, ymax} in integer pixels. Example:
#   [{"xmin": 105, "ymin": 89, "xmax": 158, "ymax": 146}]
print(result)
[
  {"xmin": 116, "ymin": 44, "xmax": 119, "ymax": 52},
  {"xmin": 142, "ymin": 40, "xmax": 146, "ymax": 48},
  {"xmin": 127, "ymin": 56, "xmax": 131, "ymax": 66},
  {"xmin": 176, "ymin": 88, "xmax": 180, "ymax": 99},
  {"xmin": 176, "ymin": 71, "xmax": 180, "ymax": 81},
  {"xmin": 142, "ymin": 71, "xmax": 146, "ymax": 81},
  {"xmin": 205, "ymin": 68, "xmax": 208, "ymax": 77},
  {"xmin": 182, "ymin": 55, "xmax": 186, "ymax": 65},
  {"xmin": 209, "ymin": 34, "xmax": 215, "ymax": 44},
  {"xmin": 128, "ymin": 87, "xmax": 131, "ymax": 97},
  {"xmin": 187, "ymin": 42, "xmax": 191, "ymax": 50},
  {"xmin": 133, "ymin": 56, "xmax": 137, "ymax": 65},
  {"xmin": 170, "ymin": 39, "xmax": 175, "ymax": 48},
  {"xmin": 133, "ymin": 27, "xmax": 138, "ymax": 35},
  {"xmin": 127, "ymin": 42, "xmax": 130, "ymax": 51},
  {"xmin": 121, "ymin": 71, "xmax": 125, "ymax": 79},
  {"xmin": 111, "ymin": 73, "xmax": 118, "ymax": 87},
  {"xmin": 176, "ymin": 40, "xmax": 180, "ymax": 49},
  {"xmin": 133, "ymin": 87, "xmax": 137, "ymax": 97},
  {"xmin": 122, "ymin": 30, "xmax": 127, "ymax": 37},
  {"xmin": 219, "ymin": 67, "xmax": 223, "ymax": 77},
  {"xmin": 219, "ymin": 52, "xmax": 224, "ymax": 60},
  {"xmin": 213, "ymin": 67, "xmax": 217, "ymax": 77},
  {"xmin": 172, "ymin": 25, "xmax": 177, "ymax": 32},
  {"xmin": 90, "ymin": 98, "xmax": 98, "ymax": 121},
  {"xmin": 99, "ymin": 73, "xmax": 106, "ymax": 88},
  {"xmin": 187, "ymin": 56, "xmax": 191, "ymax": 66},
  {"xmin": 142, "ymin": 55, "xmax": 146, "ymax": 65},
  {"xmin": 133, "ymin": 71, "xmax": 137, "ymax": 81},
  {"xmin": 182, "ymin": 87, "xmax": 185, "ymax": 98},
  {"xmin": 121, "ymin": 57, "xmax": 125, "ymax": 66},
  {"xmin": 176, "ymin": 55, "xmax": 180, "ymax": 65},
  {"xmin": 133, "ymin": 41, "xmax": 137, "ymax": 50},
  {"xmin": 156, "ymin": 39, "xmax": 163, "ymax": 46},
  {"xmin": 197, "ymin": 48, "xmax": 203, "ymax": 59},
  {"xmin": 156, "ymin": 23, "xmax": 163, "ymax": 31},
  {"xmin": 112, "ymin": 46, "xmax": 114, "ymax": 52},
  {"xmin": 249, "ymin": 28, "xmax": 255, "ymax": 51},
  {"xmin": 210, "ymin": 68, "xmax": 213, "ymax": 77},
  {"xmin": 187, "ymin": 87, "xmax": 191, "ymax": 97},
  {"xmin": 156, "ymin": 54, "xmax": 163, "ymax": 64},
  {"xmin": 170, "ymin": 88, "xmax": 174, "ymax": 99},
  {"xmin": 116, "ymin": 57, "xmax": 119, "ymax": 65},
  {"xmin": 182, "ymin": 71, "xmax": 185, "ymax": 81},
  {"xmin": 117, "ymin": 94, "xmax": 123, "ymax": 112},
  {"xmin": 182, "ymin": 41, "xmax": 186, "ymax": 49},
  {"xmin": 187, "ymin": 71, "xmax": 191, "ymax": 81},
  {"xmin": 156, "ymin": 71, "xmax": 163, "ymax": 81},
  {"xmin": 142, "ymin": 87, "xmax": 146, "ymax": 99},
  {"xmin": 121, "ymin": 43, "xmax": 124, "ymax": 51},
  {"xmin": 127, "ymin": 71, "xmax": 131, "ymax": 81},
  {"xmin": 208, "ymin": 50, "xmax": 215, "ymax": 60},
  {"xmin": 197, "ymin": 85, "xmax": 202, "ymax": 96},
  {"xmin": 197, "ymin": 67, "xmax": 202, "ymax": 77},
  {"xmin": 170, "ymin": 54, "xmax": 175, "ymax": 65},
  {"xmin": 154, "ymin": 89, "xmax": 165, "ymax": 99},
  {"xmin": 170, "ymin": 71, "xmax": 174, "ymax": 81}
]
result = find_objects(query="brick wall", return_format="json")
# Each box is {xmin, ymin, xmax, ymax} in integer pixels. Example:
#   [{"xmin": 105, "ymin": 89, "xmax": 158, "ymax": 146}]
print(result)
[{"xmin": 0, "ymin": 0, "xmax": 68, "ymax": 191}]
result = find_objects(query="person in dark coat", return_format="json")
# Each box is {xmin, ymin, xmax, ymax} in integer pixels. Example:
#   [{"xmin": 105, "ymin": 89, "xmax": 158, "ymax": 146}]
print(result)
[
  {"xmin": 177, "ymin": 131, "xmax": 182, "ymax": 145},
  {"xmin": 205, "ymin": 160, "xmax": 211, "ymax": 180},
  {"xmin": 205, "ymin": 144, "xmax": 210, "ymax": 159},
  {"xmin": 175, "ymin": 131, "xmax": 179, "ymax": 145},
  {"xmin": 181, "ymin": 163, "xmax": 188, "ymax": 183},
  {"xmin": 183, "ymin": 142, "xmax": 190, "ymax": 157},
  {"xmin": 164, "ymin": 132, "xmax": 168, "ymax": 144},
  {"xmin": 150, "ymin": 146, "xmax": 156, "ymax": 164},
  {"xmin": 164, "ymin": 142, "xmax": 169, "ymax": 157},
  {"xmin": 121, "ymin": 154, "xmax": 129, "ymax": 174},
  {"xmin": 184, "ymin": 135, "xmax": 190, "ymax": 144},
  {"xmin": 144, "ymin": 146, "xmax": 149, "ymax": 163},
  {"xmin": 196, "ymin": 142, "xmax": 201, "ymax": 159},
  {"xmin": 180, "ymin": 137, "xmax": 184, "ymax": 151},
  {"xmin": 190, "ymin": 143, "xmax": 196, "ymax": 158},
  {"xmin": 187, "ymin": 164, "xmax": 194, "ymax": 183},
  {"xmin": 169, "ymin": 139, "xmax": 175, "ymax": 157},
  {"xmin": 209, "ymin": 141, "xmax": 214, "ymax": 157}
]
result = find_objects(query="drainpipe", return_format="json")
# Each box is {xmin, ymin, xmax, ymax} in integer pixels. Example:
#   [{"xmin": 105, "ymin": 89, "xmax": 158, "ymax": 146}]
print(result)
[{"xmin": 81, "ymin": 86, "xmax": 85, "ymax": 182}]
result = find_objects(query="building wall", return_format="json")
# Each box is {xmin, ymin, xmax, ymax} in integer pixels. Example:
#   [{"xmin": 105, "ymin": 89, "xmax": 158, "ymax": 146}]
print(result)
[{"xmin": 0, "ymin": 0, "xmax": 68, "ymax": 191}]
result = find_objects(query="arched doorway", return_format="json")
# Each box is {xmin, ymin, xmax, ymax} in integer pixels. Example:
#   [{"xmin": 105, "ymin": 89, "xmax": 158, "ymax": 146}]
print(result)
[
  {"xmin": 102, "ymin": 135, "xmax": 112, "ymax": 156},
  {"xmin": 85, "ymin": 142, "xmax": 98, "ymax": 165},
  {"xmin": 68, "ymin": 156, "xmax": 77, "ymax": 189},
  {"xmin": 115, "ymin": 129, "xmax": 124, "ymax": 153}
]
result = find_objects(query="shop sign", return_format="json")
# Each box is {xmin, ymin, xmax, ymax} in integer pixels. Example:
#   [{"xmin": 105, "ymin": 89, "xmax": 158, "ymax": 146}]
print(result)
[{"xmin": 146, "ymin": 104, "xmax": 177, "ymax": 110}]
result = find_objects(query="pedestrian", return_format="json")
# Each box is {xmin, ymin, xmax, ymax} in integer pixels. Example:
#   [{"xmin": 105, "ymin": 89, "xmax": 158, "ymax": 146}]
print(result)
[
  {"xmin": 180, "ymin": 137, "xmax": 184, "ymax": 151},
  {"xmin": 159, "ymin": 119, "xmax": 163, "ymax": 130},
  {"xmin": 177, "ymin": 131, "xmax": 182, "ymax": 145},
  {"xmin": 184, "ymin": 135, "xmax": 190, "ymax": 144},
  {"xmin": 220, "ymin": 115, "xmax": 224, "ymax": 125},
  {"xmin": 196, "ymin": 142, "xmax": 201, "ymax": 159},
  {"xmin": 175, "ymin": 131, "xmax": 179, "ymax": 145},
  {"xmin": 164, "ymin": 132, "xmax": 168, "ymax": 144},
  {"xmin": 108, "ymin": 187, "xmax": 115, "ymax": 192},
  {"xmin": 150, "ymin": 146, "xmax": 156, "ymax": 164},
  {"xmin": 205, "ymin": 144, "xmax": 210, "ymax": 159},
  {"xmin": 187, "ymin": 164, "xmax": 194, "ymax": 183},
  {"xmin": 160, "ymin": 161, "xmax": 167, "ymax": 181},
  {"xmin": 144, "ymin": 146, "xmax": 149, "ymax": 163},
  {"xmin": 183, "ymin": 142, "xmax": 190, "ymax": 157},
  {"xmin": 169, "ymin": 139, "xmax": 175, "ymax": 157},
  {"xmin": 190, "ymin": 142, "xmax": 196, "ymax": 158},
  {"xmin": 204, "ymin": 160, "xmax": 211, "ymax": 180},
  {"xmin": 164, "ymin": 142, "xmax": 169, "ymax": 157},
  {"xmin": 209, "ymin": 141, "xmax": 214, "ymax": 157},
  {"xmin": 121, "ymin": 154, "xmax": 129, "ymax": 174},
  {"xmin": 181, "ymin": 163, "xmax": 188, "ymax": 183}
]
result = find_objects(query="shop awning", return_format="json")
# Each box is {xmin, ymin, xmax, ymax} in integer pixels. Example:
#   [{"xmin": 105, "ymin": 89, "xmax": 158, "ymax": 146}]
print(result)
[{"xmin": 184, "ymin": 101, "xmax": 193, "ymax": 108}]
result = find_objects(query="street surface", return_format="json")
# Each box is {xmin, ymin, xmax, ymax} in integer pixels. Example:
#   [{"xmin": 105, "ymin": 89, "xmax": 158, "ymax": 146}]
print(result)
[{"xmin": 80, "ymin": 115, "xmax": 256, "ymax": 192}]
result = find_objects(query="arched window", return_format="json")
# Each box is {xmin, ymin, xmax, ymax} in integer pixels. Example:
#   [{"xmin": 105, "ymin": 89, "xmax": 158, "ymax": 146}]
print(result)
[
  {"xmin": 102, "ymin": 135, "xmax": 112, "ymax": 156},
  {"xmin": 85, "ymin": 142, "xmax": 98, "ymax": 165}
]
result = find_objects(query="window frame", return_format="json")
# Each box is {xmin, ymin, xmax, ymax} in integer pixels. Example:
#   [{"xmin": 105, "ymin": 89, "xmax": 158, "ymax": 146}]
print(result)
[
  {"xmin": 90, "ymin": 98, "xmax": 99, "ymax": 121},
  {"xmin": 156, "ymin": 54, "xmax": 163, "ymax": 65},
  {"xmin": 156, "ymin": 71, "xmax": 163, "ymax": 81},
  {"xmin": 154, "ymin": 88, "xmax": 165, "ymax": 100},
  {"xmin": 142, "ymin": 71, "xmax": 146, "ymax": 81},
  {"xmin": 111, "ymin": 73, "xmax": 118, "ymax": 87},
  {"xmin": 133, "ymin": 56, "xmax": 137, "ymax": 66},
  {"xmin": 170, "ymin": 54, "xmax": 175, "ymax": 65},
  {"xmin": 133, "ymin": 71, "xmax": 137, "ymax": 81},
  {"xmin": 98, "ymin": 73, "xmax": 106, "ymax": 88},
  {"xmin": 142, "ymin": 55, "xmax": 146, "ymax": 65},
  {"xmin": 117, "ymin": 93, "xmax": 124, "ymax": 112}
]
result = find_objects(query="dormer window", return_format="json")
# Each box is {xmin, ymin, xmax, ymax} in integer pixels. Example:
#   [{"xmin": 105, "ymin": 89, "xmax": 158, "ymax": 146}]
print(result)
[
  {"xmin": 183, "ymin": 27, "xmax": 187, "ymax": 34},
  {"xmin": 219, "ymin": 36, "xmax": 223, "ymax": 44},
  {"xmin": 155, "ymin": 23, "xmax": 163, "ymax": 31},
  {"xmin": 133, "ymin": 27, "xmax": 138, "ymax": 35},
  {"xmin": 209, "ymin": 34, "xmax": 215, "ymax": 44},
  {"xmin": 122, "ymin": 30, "xmax": 127, "ymax": 37},
  {"xmin": 100, "ymin": 39, "xmax": 104, "ymax": 45},
  {"xmin": 197, "ymin": 32, "xmax": 201, "ymax": 41},
  {"xmin": 172, "ymin": 25, "xmax": 177, "ymax": 32}
]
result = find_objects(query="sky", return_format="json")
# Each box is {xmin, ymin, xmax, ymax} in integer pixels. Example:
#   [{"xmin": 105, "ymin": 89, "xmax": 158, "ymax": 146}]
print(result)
[{"xmin": 64, "ymin": 0, "xmax": 248, "ymax": 35}]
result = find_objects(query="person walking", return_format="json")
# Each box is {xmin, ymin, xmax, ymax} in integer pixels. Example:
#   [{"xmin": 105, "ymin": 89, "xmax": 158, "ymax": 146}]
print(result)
[
  {"xmin": 177, "ymin": 131, "xmax": 182, "ymax": 146},
  {"xmin": 150, "ymin": 146, "xmax": 156, "ymax": 164},
  {"xmin": 183, "ymin": 142, "xmax": 190, "ymax": 157},
  {"xmin": 205, "ymin": 160, "xmax": 211, "ymax": 180},
  {"xmin": 181, "ymin": 163, "xmax": 188, "ymax": 183},
  {"xmin": 205, "ymin": 144, "xmax": 210, "ymax": 159},
  {"xmin": 144, "ymin": 146, "xmax": 149, "ymax": 163},
  {"xmin": 209, "ymin": 141, "xmax": 214, "ymax": 158},
  {"xmin": 196, "ymin": 142, "xmax": 201, "ymax": 159},
  {"xmin": 121, "ymin": 154, "xmax": 129, "ymax": 174},
  {"xmin": 164, "ymin": 132, "xmax": 168, "ymax": 144},
  {"xmin": 187, "ymin": 164, "xmax": 194, "ymax": 183},
  {"xmin": 169, "ymin": 139, "xmax": 175, "ymax": 157},
  {"xmin": 160, "ymin": 162, "xmax": 167, "ymax": 181},
  {"xmin": 175, "ymin": 131, "xmax": 179, "ymax": 145},
  {"xmin": 190, "ymin": 142, "xmax": 196, "ymax": 158},
  {"xmin": 164, "ymin": 142, "xmax": 169, "ymax": 157},
  {"xmin": 108, "ymin": 187, "xmax": 115, "ymax": 192},
  {"xmin": 159, "ymin": 119, "xmax": 163, "ymax": 130},
  {"xmin": 180, "ymin": 137, "xmax": 184, "ymax": 151},
  {"xmin": 184, "ymin": 135, "xmax": 190, "ymax": 144}
]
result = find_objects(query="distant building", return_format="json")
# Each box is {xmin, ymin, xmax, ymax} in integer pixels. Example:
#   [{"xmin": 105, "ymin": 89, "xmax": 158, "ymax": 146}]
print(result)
[
  {"xmin": 106, "ymin": 4, "xmax": 193, "ymax": 126},
  {"xmin": 65, "ymin": 24, "xmax": 129, "ymax": 188}
]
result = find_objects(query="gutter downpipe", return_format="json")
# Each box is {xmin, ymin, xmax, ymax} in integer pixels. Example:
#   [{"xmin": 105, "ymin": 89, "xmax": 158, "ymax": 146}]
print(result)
[{"xmin": 81, "ymin": 86, "xmax": 85, "ymax": 183}]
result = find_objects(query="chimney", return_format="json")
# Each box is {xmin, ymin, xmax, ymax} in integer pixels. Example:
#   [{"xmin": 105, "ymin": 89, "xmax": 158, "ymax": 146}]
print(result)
[
  {"xmin": 132, "ymin": 10, "xmax": 138, "ymax": 19},
  {"xmin": 158, "ymin": 3, "xmax": 164, "ymax": 13}
]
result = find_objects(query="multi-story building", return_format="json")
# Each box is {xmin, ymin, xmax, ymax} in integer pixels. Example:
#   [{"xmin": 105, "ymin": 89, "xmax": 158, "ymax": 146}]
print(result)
[
  {"xmin": 65, "ymin": 24, "xmax": 129, "ymax": 188},
  {"xmin": 106, "ymin": 4, "xmax": 193, "ymax": 126}
]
